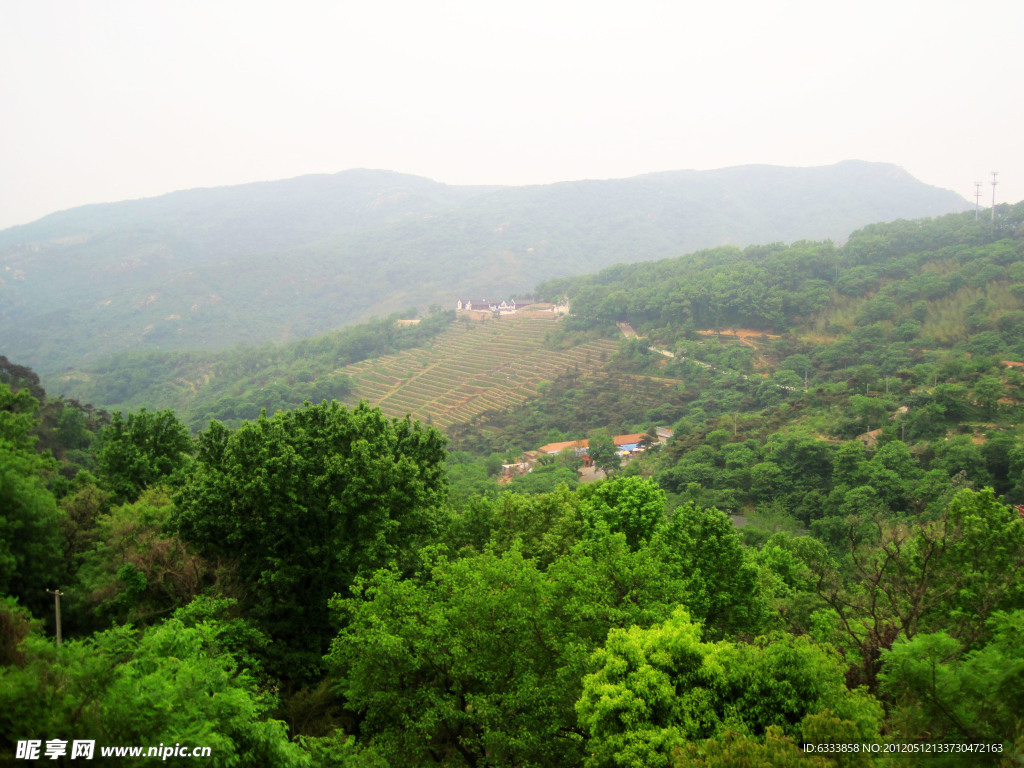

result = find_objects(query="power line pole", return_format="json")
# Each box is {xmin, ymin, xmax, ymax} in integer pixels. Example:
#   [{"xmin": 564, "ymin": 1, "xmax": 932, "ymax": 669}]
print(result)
[
  {"xmin": 991, "ymin": 171, "xmax": 999, "ymax": 222},
  {"xmin": 46, "ymin": 588, "xmax": 62, "ymax": 647},
  {"xmin": 974, "ymin": 181, "xmax": 983, "ymax": 219}
]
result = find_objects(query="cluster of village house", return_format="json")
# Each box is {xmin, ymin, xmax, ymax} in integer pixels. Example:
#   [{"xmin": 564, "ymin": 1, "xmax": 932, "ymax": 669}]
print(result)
[
  {"xmin": 455, "ymin": 297, "xmax": 569, "ymax": 315},
  {"xmin": 456, "ymin": 298, "xmax": 528, "ymax": 314},
  {"xmin": 502, "ymin": 427, "xmax": 674, "ymax": 476}
]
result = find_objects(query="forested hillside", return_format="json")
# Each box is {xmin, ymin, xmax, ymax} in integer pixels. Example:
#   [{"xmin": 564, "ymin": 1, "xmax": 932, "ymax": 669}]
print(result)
[
  {"xmin": 3, "ymin": 203, "xmax": 1024, "ymax": 766},
  {"xmin": 0, "ymin": 161, "xmax": 964, "ymax": 376},
  {"xmin": 60, "ymin": 308, "xmax": 458, "ymax": 430}
]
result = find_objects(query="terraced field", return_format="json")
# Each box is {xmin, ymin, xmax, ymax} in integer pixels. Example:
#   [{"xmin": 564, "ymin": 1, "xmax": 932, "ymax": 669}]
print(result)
[{"xmin": 338, "ymin": 316, "xmax": 619, "ymax": 429}]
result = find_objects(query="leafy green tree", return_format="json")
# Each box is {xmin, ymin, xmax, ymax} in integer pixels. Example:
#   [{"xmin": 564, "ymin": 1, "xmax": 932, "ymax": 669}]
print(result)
[
  {"xmin": 809, "ymin": 488, "xmax": 1024, "ymax": 687},
  {"xmin": 576, "ymin": 607, "xmax": 881, "ymax": 768},
  {"xmin": 930, "ymin": 435, "xmax": 992, "ymax": 487},
  {"xmin": 781, "ymin": 353, "xmax": 813, "ymax": 384},
  {"xmin": 1006, "ymin": 438, "xmax": 1024, "ymax": 503},
  {"xmin": 879, "ymin": 610, "xmax": 1024, "ymax": 746},
  {"xmin": 655, "ymin": 503, "xmax": 769, "ymax": 636},
  {"xmin": 98, "ymin": 408, "xmax": 194, "ymax": 503},
  {"xmin": 763, "ymin": 431, "xmax": 832, "ymax": 493},
  {"xmin": 445, "ymin": 454, "xmax": 499, "ymax": 509},
  {"xmin": 831, "ymin": 441, "xmax": 869, "ymax": 488},
  {"xmin": 557, "ymin": 445, "xmax": 584, "ymax": 472},
  {"xmin": 705, "ymin": 428, "xmax": 731, "ymax": 450},
  {"xmin": 75, "ymin": 488, "xmax": 218, "ymax": 628},
  {"xmin": 55, "ymin": 402, "xmax": 92, "ymax": 450},
  {"xmin": 57, "ymin": 477, "xmax": 110, "ymax": 583},
  {"xmin": 0, "ymin": 383, "xmax": 63, "ymax": 617},
  {"xmin": 484, "ymin": 452, "xmax": 505, "ymax": 477},
  {"xmin": 588, "ymin": 429, "xmax": 620, "ymax": 476},
  {"xmin": 328, "ymin": 535, "xmax": 688, "ymax": 768},
  {"xmin": 971, "ymin": 374, "xmax": 1004, "ymax": 416},
  {"xmin": 578, "ymin": 476, "xmax": 666, "ymax": 548},
  {"xmin": 173, "ymin": 401, "xmax": 448, "ymax": 680},
  {"xmin": 449, "ymin": 485, "xmax": 582, "ymax": 565},
  {"xmin": 670, "ymin": 715, "xmax": 873, "ymax": 767},
  {"xmin": 749, "ymin": 461, "xmax": 784, "ymax": 498},
  {"xmin": 0, "ymin": 605, "xmax": 306, "ymax": 766},
  {"xmin": 848, "ymin": 394, "xmax": 888, "ymax": 431}
]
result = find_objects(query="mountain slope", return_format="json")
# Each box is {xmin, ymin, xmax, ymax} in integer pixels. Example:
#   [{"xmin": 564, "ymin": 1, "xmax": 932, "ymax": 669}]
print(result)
[{"xmin": 0, "ymin": 162, "xmax": 966, "ymax": 375}]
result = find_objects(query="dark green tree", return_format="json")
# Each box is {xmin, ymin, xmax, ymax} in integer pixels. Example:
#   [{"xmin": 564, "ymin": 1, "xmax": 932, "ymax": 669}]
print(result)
[
  {"xmin": 809, "ymin": 488, "xmax": 1024, "ymax": 688},
  {"xmin": 879, "ymin": 610, "xmax": 1024, "ymax": 746},
  {"xmin": 173, "ymin": 401, "xmax": 448, "ymax": 680},
  {"xmin": 98, "ymin": 408, "xmax": 194, "ymax": 503},
  {"xmin": 654, "ymin": 502, "xmax": 769, "ymax": 637},
  {"xmin": 0, "ymin": 383, "xmax": 63, "ymax": 617},
  {"xmin": 328, "ymin": 533, "xmax": 689, "ymax": 768}
]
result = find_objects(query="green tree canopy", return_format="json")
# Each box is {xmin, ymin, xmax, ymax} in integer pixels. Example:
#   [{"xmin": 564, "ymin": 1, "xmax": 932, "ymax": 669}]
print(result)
[
  {"xmin": 0, "ymin": 602, "xmax": 306, "ymax": 767},
  {"xmin": 579, "ymin": 476, "xmax": 667, "ymax": 548},
  {"xmin": 654, "ymin": 502, "xmax": 769, "ymax": 637},
  {"xmin": 576, "ymin": 607, "xmax": 882, "ymax": 768},
  {"xmin": 98, "ymin": 408, "xmax": 194, "ymax": 504},
  {"xmin": 173, "ymin": 400, "xmax": 448, "ymax": 680},
  {"xmin": 878, "ymin": 610, "xmax": 1024, "ymax": 747},
  {"xmin": 328, "ymin": 533, "xmax": 689, "ymax": 768},
  {"xmin": 588, "ymin": 429, "xmax": 621, "ymax": 476},
  {"xmin": 0, "ymin": 383, "xmax": 63, "ymax": 617}
]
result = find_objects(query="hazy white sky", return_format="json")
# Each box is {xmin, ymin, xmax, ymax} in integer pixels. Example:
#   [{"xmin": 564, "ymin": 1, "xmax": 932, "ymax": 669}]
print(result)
[{"xmin": 2, "ymin": 0, "xmax": 1022, "ymax": 230}]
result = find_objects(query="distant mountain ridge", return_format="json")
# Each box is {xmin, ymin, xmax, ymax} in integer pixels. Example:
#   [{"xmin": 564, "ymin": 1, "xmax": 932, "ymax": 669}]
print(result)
[{"xmin": 0, "ymin": 161, "xmax": 966, "ymax": 376}]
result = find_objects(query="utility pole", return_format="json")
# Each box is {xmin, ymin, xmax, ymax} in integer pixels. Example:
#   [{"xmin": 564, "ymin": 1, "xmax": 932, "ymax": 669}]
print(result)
[
  {"xmin": 991, "ymin": 171, "xmax": 999, "ymax": 222},
  {"xmin": 46, "ymin": 588, "xmax": 62, "ymax": 647},
  {"xmin": 974, "ymin": 181, "xmax": 983, "ymax": 219}
]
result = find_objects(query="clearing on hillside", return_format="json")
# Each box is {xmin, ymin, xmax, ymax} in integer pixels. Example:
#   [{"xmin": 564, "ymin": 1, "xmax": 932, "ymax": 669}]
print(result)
[{"xmin": 338, "ymin": 315, "xmax": 619, "ymax": 429}]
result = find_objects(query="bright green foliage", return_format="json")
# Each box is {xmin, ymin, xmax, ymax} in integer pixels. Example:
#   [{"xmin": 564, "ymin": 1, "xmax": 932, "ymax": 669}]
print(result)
[
  {"xmin": 299, "ymin": 732, "xmax": 389, "ymax": 768},
  {"xmin": 879, "ymin": 610, "xmax": 1024, "ymax": 745},
  {"xmin": 0, "ymin": 383, "xmax": 63, "ymax": 616},
  {"xmin": 173, "ymin": 400, "xmax": 448, "ymax": 680},
  {"xmin": 98, "ymin": 408, "xmax": 194, "ymax": 503},
  {"xmin": 927, "ymin": 488, "xmax": 1024, "ymax": 640},
  {"xmin": 0, "ymin": 607, "xmax": 307, "ymax": 766},
  {"xmin": 670, "ymin": 715, "xmax": 872, "ymax": 767},
  {"xmin": 445, "ymin": 452, "xmax": 500, "ymax": 508},
  {"xmin": 579, "ymin": 476, "xmax": 667, "ymax": 548},
  {"xmin": 328, "ymin": 534, "xmax": 689, "ymax": 768},
  {"xmin": 0, "ymin": 382, "xmax": 43, "ymax": 451},
  {"xmin": 576, "ymin": 607, "xmax": 882, "ymax": 768},
  {"xmin": 171, "ymin": 596, "xmax": 274, "ymax": 684},
  {"xmin": 331, "ymin": 551, "xmax": 574, "ymax": 767}
]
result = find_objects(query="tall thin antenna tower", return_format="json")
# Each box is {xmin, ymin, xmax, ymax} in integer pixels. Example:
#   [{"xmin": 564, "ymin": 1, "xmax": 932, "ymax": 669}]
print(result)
[
  {"xmin": 990, "ymin": 171, "xmax": 999, "ymax": 222},
  {"xmin": 974, "ymin": 181, "xmax": 983, "ymax": 219}
]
